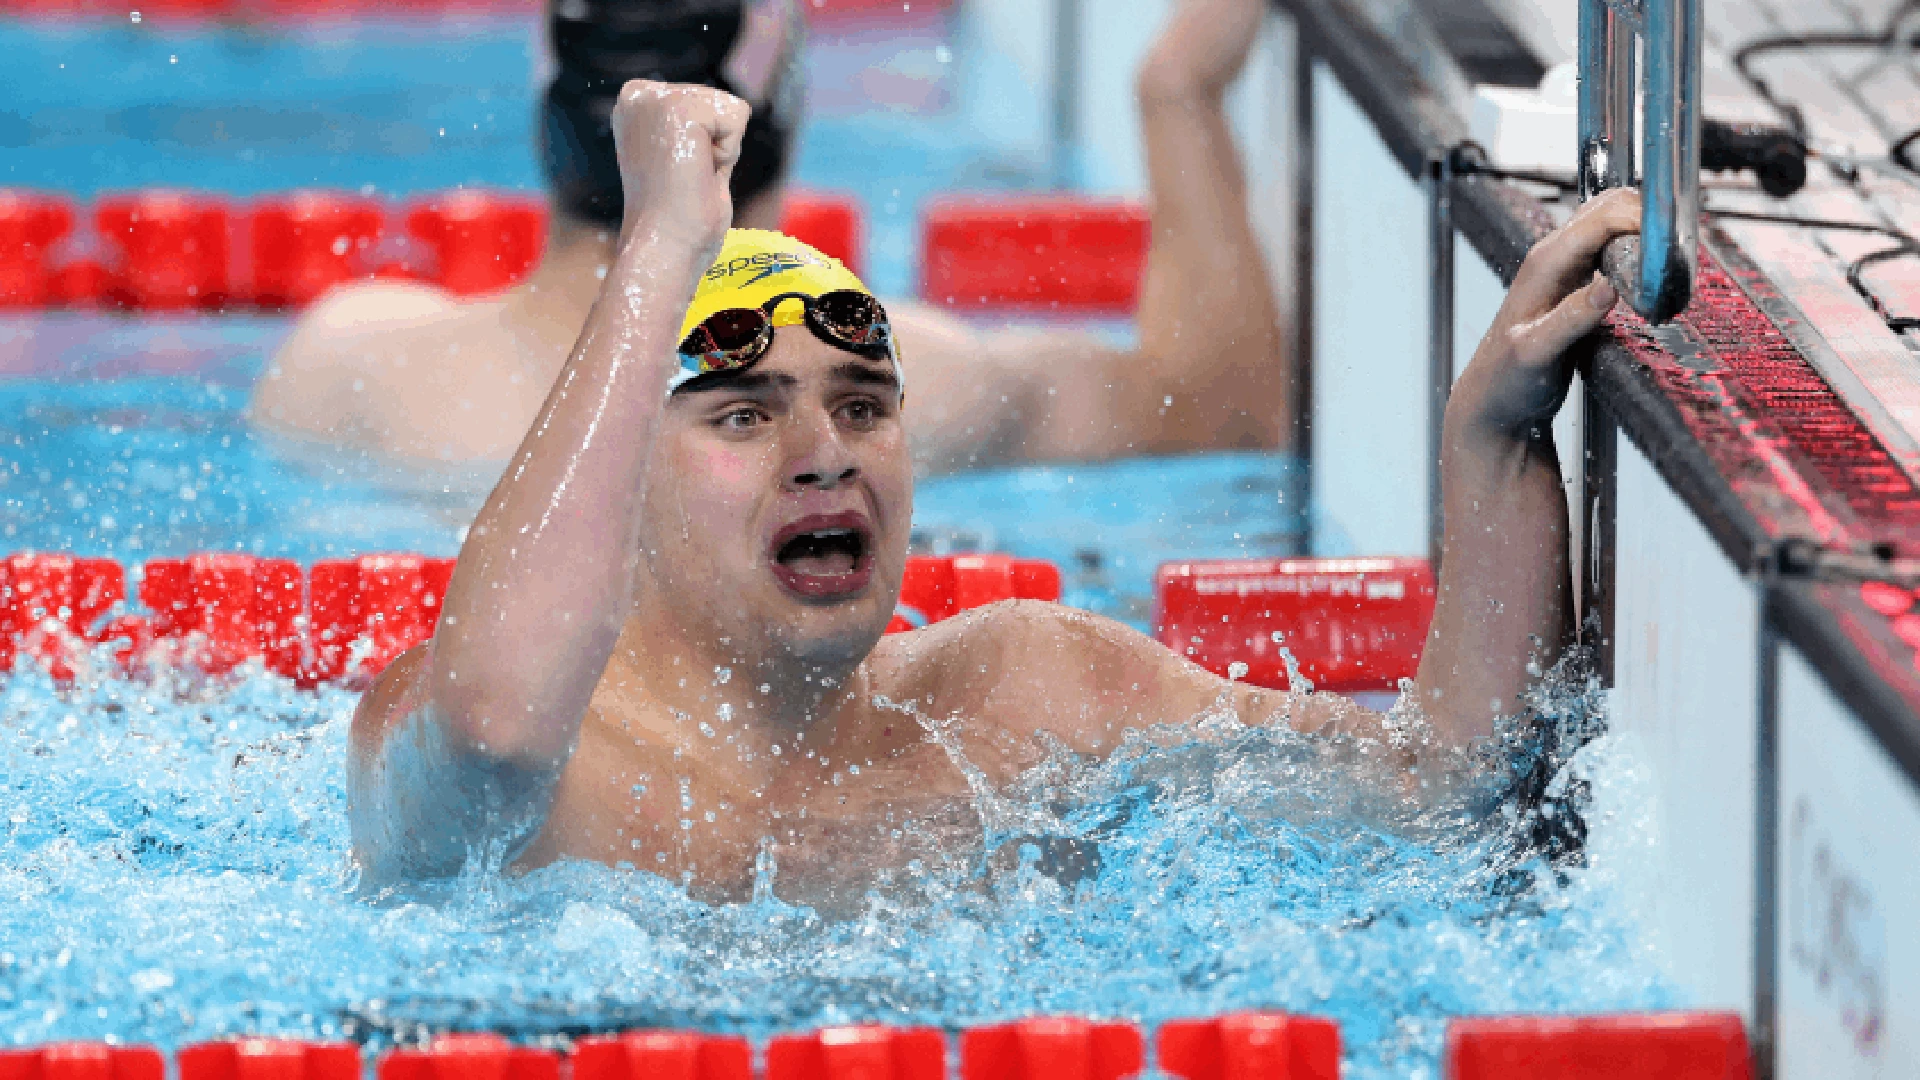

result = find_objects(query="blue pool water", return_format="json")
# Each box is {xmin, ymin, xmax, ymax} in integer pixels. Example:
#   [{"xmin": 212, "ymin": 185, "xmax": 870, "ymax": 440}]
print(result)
[
  {"xmin": 0, "ymin": 642, "xmax": 1670, "ymax": 1078},
  {"xmin": 0, "ymin": 319, "xmax": 1671, "ymax": 1079},
  {"xmin": 0, "ymin": 15, "xmax": 1673, "ymax": 1079}
]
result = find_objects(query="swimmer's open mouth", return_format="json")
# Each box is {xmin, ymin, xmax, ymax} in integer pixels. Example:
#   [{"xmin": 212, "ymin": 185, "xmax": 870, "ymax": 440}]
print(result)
[{"xmin": 769, "ymin": 513, "xmax": 875, "ymax": 600}]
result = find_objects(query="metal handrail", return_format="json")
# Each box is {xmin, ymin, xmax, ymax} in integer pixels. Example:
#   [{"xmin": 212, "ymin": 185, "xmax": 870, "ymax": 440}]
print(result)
[{"xmin": 1578, "ymin": 0, "xmax": 1701, "ymax": 323}]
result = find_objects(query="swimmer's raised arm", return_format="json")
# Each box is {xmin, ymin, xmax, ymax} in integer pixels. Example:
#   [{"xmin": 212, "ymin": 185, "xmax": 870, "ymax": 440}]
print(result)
[
  {"xmin": 899, "ymin": 0, "xmax": 1285, "ymax": 472},
  {"xmin": 347, "ymin": 82, "xmax": 751, "ymax": 881},
  {"xmin": 1410, "ymin": 188, "xmax": 1641, "ymax": 746}
]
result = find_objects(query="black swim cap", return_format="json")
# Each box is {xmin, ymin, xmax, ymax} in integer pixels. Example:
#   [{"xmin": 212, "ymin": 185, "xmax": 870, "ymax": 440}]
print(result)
[{"xmin": 541, "ymin": 0, "xmax": 802, "ymax": 226}]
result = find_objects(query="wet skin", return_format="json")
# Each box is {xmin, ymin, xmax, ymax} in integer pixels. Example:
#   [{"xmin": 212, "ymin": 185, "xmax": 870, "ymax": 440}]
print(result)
[
  {"xmin": 354, "ymin": 325, "xmax": 1366, "ymax": 906},
  {"xmin": 347, "ymin": 67, "xmax": 1645, "ymax": 902}
]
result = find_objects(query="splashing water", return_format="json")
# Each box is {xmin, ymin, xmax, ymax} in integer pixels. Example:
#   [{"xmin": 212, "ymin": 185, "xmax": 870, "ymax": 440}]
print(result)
[{"xmin": 0, "ymin": 650, "xmax": 1673, "ymax": 1078}]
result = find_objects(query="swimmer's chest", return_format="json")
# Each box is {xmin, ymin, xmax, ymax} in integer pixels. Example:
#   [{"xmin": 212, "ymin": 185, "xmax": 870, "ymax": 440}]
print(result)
[{"xmin": 532, "ymin": 710, "xmax": 997, "ymax": 896}]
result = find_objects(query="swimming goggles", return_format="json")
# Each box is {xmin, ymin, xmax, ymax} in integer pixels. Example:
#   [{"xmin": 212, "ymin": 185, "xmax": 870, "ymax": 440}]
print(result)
[{"xmin": 672, "ymin": 290, "xmax": 899, "ymax": 392}]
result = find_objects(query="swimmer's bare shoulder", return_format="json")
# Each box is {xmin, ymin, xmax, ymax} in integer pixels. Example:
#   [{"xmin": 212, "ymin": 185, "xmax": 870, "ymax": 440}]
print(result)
[
  {"xmin": 250, "ymin": 282, "xmax": 534, "ymax": 460},
  {"xmin": 865, "ymin": 600, "xmax": 1388, "ymax": 765},
  {"xmin": 251, "ymin": 282, "xmax": 456, "ymax": 441}
]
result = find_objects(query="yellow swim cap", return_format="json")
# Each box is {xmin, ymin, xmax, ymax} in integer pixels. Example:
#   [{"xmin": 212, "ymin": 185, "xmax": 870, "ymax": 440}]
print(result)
[
  {"xmin": 669, "ymin": 228, "xmax": 901, "ymax": 397},
  {"xmin": 678, "ymin": 228, "xmax": 872, "ymax": 342}
]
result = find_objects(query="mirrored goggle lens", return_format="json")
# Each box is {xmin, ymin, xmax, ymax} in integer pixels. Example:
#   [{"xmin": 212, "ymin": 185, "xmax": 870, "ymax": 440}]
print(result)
[
  {"xmin": 679, "ymin": 308, "xmax": 770, "ymax": 372},
  {"xmin": 809, "ymin": 291, "xmax": 892, "ymax": 351}
]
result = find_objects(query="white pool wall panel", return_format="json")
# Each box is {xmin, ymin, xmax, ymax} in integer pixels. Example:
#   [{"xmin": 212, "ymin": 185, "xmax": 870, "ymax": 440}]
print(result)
[
  {"xmin": 959, "ymin": 0, "xmax": 1290, "ymax": 197},
  {"xmin": 1776, "ymin": 646, "xmax": 1919, "ymax": 1079},
  {"xmin": 1612, "ymin": 434, "xmax": 1760, "ymax": 1016},
  {"xmin": 1309, "ymin": 65, "xmax": 1430, "ymax": 556},
  {"xmin": 951, "ymin": 0, "xmax": 1056, "ymax": 176}
]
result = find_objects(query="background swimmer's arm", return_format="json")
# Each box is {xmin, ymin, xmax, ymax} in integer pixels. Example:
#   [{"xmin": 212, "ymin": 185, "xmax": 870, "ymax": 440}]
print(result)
[
  {"xmin": 1409, "ymin": 190, "xmax": 1642, "ymax": 748},
  {"xmin": 346, "ymin": 82, "xmax": 749, "ymax": 880},
  {"xmin": 896, "ymin": 0, "xmax": 1286, "ymax": 474},
  {"xmin": 1113, "ymin": 0, "xmax": 1288, "ymax": 454}
]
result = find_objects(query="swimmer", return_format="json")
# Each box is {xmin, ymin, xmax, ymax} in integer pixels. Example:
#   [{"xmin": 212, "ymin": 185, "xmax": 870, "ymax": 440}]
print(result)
[
  {"xmin": 346, "ymin": 75, "xmax": 1643, "ymax": 905},
  {"xmin": 251, "ymin": 0, "xmax": 1289, "ymax": 475}
]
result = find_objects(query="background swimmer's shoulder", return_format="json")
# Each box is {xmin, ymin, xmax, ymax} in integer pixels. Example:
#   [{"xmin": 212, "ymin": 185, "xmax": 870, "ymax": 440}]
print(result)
[
  {"xmin": 293, "ymin": 279, "xmax": 465, "ymax": 333},
  {"xmin": 251, "ymin": 280, "xmax": 526, "ymax": 459}
]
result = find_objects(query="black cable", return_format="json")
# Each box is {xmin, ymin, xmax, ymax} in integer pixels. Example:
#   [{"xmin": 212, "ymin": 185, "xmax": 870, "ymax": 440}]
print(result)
[
  {"xmin": 1706, "ymin": 207, "xmax": 1917, "ymax": 246},
  {"xmin": 1450, "ymin": 158, "xmax": 1578, "ymax": 193},
  {"xmin": 1730, "ymin": 1, "xmax": 1920, "ymax": 142},
  {"xmin": 1732, "ymin": 31, "xmax": 1912, "ymax": 87},
  {"xmin": 1894, "ymin": 127, "xmax": 1920, "ymax": 176},
  {"xmin": 1846, "ymin": 243, "xmax": 1920, "ymax": 331},
  {"xmin": 1706, "ymin": 208, "xmax": 1920, "ymax": 332},
  {"xmin": 1451, "ymin": 158, "xmax": 1920, "ymax": 328}
]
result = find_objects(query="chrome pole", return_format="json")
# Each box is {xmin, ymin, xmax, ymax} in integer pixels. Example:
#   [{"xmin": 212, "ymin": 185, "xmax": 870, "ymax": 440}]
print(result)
[
  {"xmin": 1291, "ymin": 33, "xmax": 1317, "ymax": 553},
  {"xmin": 1428, "ymin": 151, "xmax": 1454, "ymax": 568},
  {"xmin": 1578, "ymin": 0, "xmax": 1699, "ymax": 323}
]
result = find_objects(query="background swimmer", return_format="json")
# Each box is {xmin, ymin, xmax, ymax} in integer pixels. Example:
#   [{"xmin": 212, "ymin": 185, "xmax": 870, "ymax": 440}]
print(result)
[
  {"xmin": 250, "ymin": 0, "xmax": 1291, "ymax": 476},
  {"xmin": 346, "ymin": 71, "xmax": 1642, "ymax": 908}
]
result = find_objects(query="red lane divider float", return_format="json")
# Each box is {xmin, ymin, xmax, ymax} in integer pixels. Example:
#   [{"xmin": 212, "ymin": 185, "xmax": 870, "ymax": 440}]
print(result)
[
  {"xmin": 575, "ymin": 1033, "xmax": 751, "ymax": 1080},
  {"xmin": 1155, "ymin": 557, "xmax": 1435, "ymax": 694},
  {"xmin": 251, "ymin": 192, "xmax": 386, "ymax": 309},
  {"xmin": 309, "ymin": 553, "xmax": 456, "ymax": 683},
  {"xmin": 778, "ymin": 191, "xmax": 865, "ymax": 276},
  {"xmin": 177, "ymin": 1041, "xmax": 359, "ymax": 1080},
  {"xmin": 96, "ymin": 191, "xmax": 233, "ymax": 312},
  {"xmin": 0, "ymin": 190, "xmax": 74, "ymax": 309},
  {"xmin": 0, "ymin": 553, "xmax": 125, "ymax": 681},
  {"xmin": 140, "ymin": 554, "xmax": 306, "ymax": 678},
  {"xmin": 0, "ymin": 1012, "xmax": 1752, "ymax": 1080},
  {"xmin": 0, "ymin": 552, "xmax": 1060, "ymax": 685},
  {"xmin": 379, "ymin": 1035, "xmax": 559, "ymax": 1080},
  {"xmin": 1158, "ymin": 1012, "xmax": 1341, "ymax": 1080},
  {"xmin": 402, "ymin": 191, "xmax": 546, "ymax": 298},
  {"xmin": 1445, "ymin": 1012, "xmax": 1752, "ymax": 1079},
  {"xmin": 890, "ymin": 553, "xmax": 1061, "ymax": 633},
  {"xmin": 48, "ymin": 258, "xmax": 116, "ymax": 309},
  {"xmin": 961, "ymin": 1018, "xmax": 1143, "ymax": 1080},
  {"xmin": 0, "ymin": 1046, "xmax": 166, "ymax": 1080},
  {"xmin": 0, "ymin": 187, "xmax": 871, "ymax": 311},
  {"xmin": 766, "ymin": 1026, "xmax": 944, "ymax": 1080},
  {"xmin": 919, "ymin": 197, "xmax": 1150, "ymax": 313}
]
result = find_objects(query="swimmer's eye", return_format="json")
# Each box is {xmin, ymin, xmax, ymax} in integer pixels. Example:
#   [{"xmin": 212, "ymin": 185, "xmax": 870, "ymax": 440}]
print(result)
[
  {"xmin": 715, "ymin": 406, "xmax": 769, "ymax": 431},
  {"xmin": 837, "ymin": 398, "xmax": 888, "ymax": 429}
]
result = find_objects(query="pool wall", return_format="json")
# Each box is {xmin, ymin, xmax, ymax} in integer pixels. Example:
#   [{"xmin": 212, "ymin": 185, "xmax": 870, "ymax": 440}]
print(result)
[{"xmin": 1278, "ymin": 0, "xmax": 1920, "ymax": 1076}]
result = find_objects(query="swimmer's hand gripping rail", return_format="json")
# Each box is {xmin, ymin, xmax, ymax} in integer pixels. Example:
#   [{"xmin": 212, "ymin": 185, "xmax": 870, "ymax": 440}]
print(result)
[{"xmin": 1577, "ymin": 0, "xmax": 1701, "ymax": 323}]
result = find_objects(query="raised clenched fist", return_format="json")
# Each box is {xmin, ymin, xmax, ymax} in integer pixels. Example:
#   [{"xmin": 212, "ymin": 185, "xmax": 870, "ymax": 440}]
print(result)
[{"xmin": 610, "ymin": 79, "xmax": 752, "ymax": 263}]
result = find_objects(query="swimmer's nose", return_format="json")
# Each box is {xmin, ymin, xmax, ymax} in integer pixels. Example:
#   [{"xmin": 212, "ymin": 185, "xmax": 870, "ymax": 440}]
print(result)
[{"xmin": 784, "ymin": 410, "xmax": 860, "ymax": 491}]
